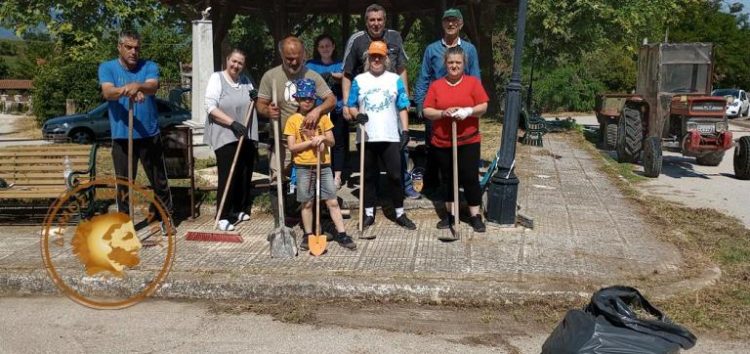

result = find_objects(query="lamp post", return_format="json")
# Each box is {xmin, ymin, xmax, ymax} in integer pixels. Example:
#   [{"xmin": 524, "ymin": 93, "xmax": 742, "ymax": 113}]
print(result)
[
  {"xmin": 485, "ymin": 0, "xmax": 528, "ymax": 226},
  {"xmin": 526, "ymin": 38, "xmax": 543, "ymax": 113}
]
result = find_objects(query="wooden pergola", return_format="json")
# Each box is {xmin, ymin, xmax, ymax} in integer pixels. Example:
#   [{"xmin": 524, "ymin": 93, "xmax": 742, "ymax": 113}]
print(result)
[{"xmin": 161, "ymin": 0, "xmax": 517, "ymax": 109}]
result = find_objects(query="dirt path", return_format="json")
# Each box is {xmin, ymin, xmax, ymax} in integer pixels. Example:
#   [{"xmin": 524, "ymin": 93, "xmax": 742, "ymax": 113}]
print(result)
[
  {"xmin": 2, "ymin": 297, "xmax": 748, "ymax": 353},
  {"xmin": 0, "ymin": 113, "xmax": 47, "ymax": 147}
]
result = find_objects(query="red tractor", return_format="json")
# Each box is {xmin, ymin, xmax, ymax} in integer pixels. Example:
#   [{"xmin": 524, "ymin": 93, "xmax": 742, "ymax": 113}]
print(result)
[{"xmin": 596, "ymin": 42, "xmax": 750, "ymax": 179}]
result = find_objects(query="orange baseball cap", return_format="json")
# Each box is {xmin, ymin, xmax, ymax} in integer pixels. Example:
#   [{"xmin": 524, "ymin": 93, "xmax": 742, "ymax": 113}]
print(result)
[{"xmin": 368, "ymin": 41, "xmax": 387, "ymax": 56}]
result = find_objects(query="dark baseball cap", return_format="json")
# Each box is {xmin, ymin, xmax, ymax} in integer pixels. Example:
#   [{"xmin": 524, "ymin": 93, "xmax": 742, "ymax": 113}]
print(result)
[{"xmin": 442, "ymin": 8, "xmax": 463, "ymax": 20}]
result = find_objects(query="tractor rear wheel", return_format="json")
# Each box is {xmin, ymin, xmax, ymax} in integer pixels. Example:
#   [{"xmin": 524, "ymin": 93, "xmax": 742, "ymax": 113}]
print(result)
[
  {"xmin": 696, "ymin": 151, "xmax": 724, "ymax": 166},
  {"xmin": 642, "ymin": 137, "xmax": 662, "ymax": 178},
  {"xmin": 734, "ymin": 136, "xmax": 750, "ymax": 180},
  {"xmin": 616, "ymin": 106, "xmax": 643, "ymax": 163}
]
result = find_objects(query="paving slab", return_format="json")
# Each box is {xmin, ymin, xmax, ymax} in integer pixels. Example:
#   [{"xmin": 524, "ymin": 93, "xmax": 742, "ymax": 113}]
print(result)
[{"xmin": 0, "ymin": 133, "xmax": 692, "ymax": 304}]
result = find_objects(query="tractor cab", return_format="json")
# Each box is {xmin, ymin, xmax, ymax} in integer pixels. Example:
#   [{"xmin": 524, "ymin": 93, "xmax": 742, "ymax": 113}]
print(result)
[{"xmin": 598, "ymin": 42, "xmax": 744, "ymax": 177}]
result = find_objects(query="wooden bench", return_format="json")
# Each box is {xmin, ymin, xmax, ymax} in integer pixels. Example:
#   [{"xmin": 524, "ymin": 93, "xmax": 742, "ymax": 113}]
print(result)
[{"xmin": 0, "ymin": 143, "xmax": 98, "ymax": 203}]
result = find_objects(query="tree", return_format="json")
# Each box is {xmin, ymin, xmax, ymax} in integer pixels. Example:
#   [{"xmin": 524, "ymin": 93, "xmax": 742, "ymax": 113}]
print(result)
[
  {"xmin": 0, "ymin": 1, "xmax": 185, "ymax": 59},
  {"xmin": 669, "ymin": 0, "xmax": 750, "ymax": 89},
  {"xmin": 0, "ymin": 57, "xmax": 10, "ymax": 79},
  {"xmin": 0, "ymin": 2, "xmax": 189, "ymax": 121}
]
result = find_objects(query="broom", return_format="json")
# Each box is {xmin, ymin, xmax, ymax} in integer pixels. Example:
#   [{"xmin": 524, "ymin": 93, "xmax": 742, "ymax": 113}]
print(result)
[
  {"xmin": 267, "ymin": 80, "xmax": 297, "ymax": 258},
  {"xmin": 185, "ymin": 91, "xmax": 259, "ymax": 243}
]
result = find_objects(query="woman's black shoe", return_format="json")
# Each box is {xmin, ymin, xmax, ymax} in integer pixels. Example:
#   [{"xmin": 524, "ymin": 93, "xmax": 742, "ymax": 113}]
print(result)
[
  {"xmin": 469, "ymin": 215, "xmax": 486, "ymax": 233},
  {"xmin": 436, "ymin": 215, "xmax": 455, "ymax": 229}
]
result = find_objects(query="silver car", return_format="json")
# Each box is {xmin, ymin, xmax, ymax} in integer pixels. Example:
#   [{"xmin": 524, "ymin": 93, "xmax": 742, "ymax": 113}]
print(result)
[{"xmin": 42, "ymin": 99, "xmax": 191, "ymax": 143}]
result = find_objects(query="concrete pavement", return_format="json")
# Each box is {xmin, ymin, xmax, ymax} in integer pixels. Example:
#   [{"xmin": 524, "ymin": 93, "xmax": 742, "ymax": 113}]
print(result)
[{"xmin": 0, "ymin": 130, "xmax": 702, "ymax": 306}]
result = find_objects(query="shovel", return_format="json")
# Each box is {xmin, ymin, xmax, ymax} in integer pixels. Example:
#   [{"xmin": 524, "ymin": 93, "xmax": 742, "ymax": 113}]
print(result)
[
  {"xmin": 127, "ymin": 99, "xmax": 134, "ymax": 219},
  {"xmin": 355, "ymin": 113, "xmax": 375, "ymax": 240},
  {"xmin": 267, "ymin": 80, "xmax": 298, "ymax": 258},
  {"xmin": 308, "ymin": 142, "xmax": 327, "ymax": 256},
  {"xmin": 439, "ymin": 118, "xmax": 461, "ymax": 241}
]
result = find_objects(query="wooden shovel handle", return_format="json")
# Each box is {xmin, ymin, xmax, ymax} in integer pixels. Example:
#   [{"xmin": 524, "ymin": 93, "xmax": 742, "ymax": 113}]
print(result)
[
  {"xmin": 358, "ymin": 123, "xmax": 366, "ymax": 232},
  {"xmin": 452, "ymin": 118, "xmax": 459, "ymax": 225},
  {"xmin": 128, "ymin": 99, "xmax": 134, "ymax": 219},
  {"xmin": 315, "ymin": 140, "xmax": 321, "ymax": 236}
]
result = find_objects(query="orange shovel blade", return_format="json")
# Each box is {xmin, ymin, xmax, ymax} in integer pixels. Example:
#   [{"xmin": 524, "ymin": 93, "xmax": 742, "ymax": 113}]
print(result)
[{"xmin": 308, "ymin": 234, "xmax": 327, "ymax": 256}]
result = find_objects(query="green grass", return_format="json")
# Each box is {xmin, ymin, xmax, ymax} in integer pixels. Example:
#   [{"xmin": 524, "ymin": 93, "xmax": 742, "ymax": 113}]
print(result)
[
  {"xmin": 568, "ymin": 128, "xmax": 750, "ymax": 338},
  {"xmin": 194, "ymin": 156, "xmax": 217, "ymax": 170}
]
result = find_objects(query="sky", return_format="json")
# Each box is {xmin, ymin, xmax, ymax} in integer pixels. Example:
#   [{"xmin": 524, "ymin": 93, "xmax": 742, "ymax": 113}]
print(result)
[{"xmin": 0, "ymin": 28, "xmax": 16, "ymax": 40}]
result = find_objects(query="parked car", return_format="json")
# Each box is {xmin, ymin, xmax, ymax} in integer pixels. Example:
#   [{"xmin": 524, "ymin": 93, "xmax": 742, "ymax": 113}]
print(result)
[
  {"xmin": 711, "ymin": 88, "xmax": 749, "ymax": 118},
  {"xmin": 42, "ymin": 99, "xmax": 191, "ymax": 143}
]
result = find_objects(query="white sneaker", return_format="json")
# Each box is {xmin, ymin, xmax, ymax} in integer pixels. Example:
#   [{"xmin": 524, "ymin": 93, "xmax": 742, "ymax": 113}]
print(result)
[
  {"xmin": 218, "ymin": 219, "xmax": 235, "ymax": 231},
  {"xmin": 237, "ymin": 212, "xmax": 250, "ymax": 221}
]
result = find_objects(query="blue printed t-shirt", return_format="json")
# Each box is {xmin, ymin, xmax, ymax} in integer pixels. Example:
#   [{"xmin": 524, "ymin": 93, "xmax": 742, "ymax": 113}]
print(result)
[
  {"xmin": 98, "ymin": 59, "xmax": 160, "ymax": 139},
  {"xmin": 306, "ymin": 59, "xmax": 344, "ymax": 113},
  {"xmin": 346, "ymin": 71, "xmax": 409, "ymax": 143}
]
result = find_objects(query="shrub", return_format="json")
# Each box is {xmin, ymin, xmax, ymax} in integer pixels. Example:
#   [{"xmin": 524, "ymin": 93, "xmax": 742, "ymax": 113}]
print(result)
[
  {"xmin": 32, "ymin": 57, "xmax": 102, "ymax": 125},
  {"xmin": 533, "ymin": 64, "xmax": 605, "ymax": 112}
]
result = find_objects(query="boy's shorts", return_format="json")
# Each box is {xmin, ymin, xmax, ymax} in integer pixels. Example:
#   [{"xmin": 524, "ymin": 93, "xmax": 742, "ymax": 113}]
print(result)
[{"xmin": 295, "ymin": 165, "xmax": 336, "ymax": 203}]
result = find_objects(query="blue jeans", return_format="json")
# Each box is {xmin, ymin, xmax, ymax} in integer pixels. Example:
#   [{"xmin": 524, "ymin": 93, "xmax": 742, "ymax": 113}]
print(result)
[{"xmin": 402, "ymin": 148, "xmax": 413, "ymax": 190}]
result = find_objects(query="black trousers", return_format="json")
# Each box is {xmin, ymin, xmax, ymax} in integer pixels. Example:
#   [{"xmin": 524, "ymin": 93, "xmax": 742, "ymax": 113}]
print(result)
[
  {"xmin": 215, "ymin": 138, "xmax": 257, "ymax": 222},
  {"xmin": 112, "ymin": 134, "xmax": 173, "ymax": 218},
  {"xmin": 424, "ymin": 119, "xmax": 441, "ymax": 190},
  {"xmin": 434, "ymin": 142, "xmax": 481, "ymax": 206},
  {"xmin": 330, "ymin": 110, "xmax": 349, "ymax": 175},
  {"xmin": 363, "ymin": 141, "xmax": 404, "ymax": 209}
]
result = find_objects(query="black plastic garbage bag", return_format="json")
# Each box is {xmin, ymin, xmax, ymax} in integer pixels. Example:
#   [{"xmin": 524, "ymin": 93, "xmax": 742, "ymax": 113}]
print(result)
[{"xmin": 542, "ymin": 286, "xmax": 697, "ymax": 354}]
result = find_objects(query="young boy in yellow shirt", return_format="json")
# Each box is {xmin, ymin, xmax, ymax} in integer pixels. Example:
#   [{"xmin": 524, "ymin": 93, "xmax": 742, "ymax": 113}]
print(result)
[{"xmin": 284, "ymin": 78, "xmax": 356, "ymax": 251}]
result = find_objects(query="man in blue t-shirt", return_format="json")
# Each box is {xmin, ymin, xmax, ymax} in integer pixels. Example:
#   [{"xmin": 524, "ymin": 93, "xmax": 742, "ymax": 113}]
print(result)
[
  {"xmin": 98, "ymin": 30, "xmax": 173, "ymax": 229},
  {"xmin": 414, "ymin": 8, "xmax": 482, "ymax": 196}
]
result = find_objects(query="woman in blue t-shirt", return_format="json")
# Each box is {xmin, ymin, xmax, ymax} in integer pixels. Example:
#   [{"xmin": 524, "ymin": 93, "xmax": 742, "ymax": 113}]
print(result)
[{"xmin": 306, "ymin": 34, "xmax": 347, "ymax": 189}]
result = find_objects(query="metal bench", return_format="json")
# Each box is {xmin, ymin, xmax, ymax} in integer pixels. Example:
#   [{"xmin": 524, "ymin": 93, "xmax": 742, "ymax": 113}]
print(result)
[{"xmin": 522, "ymin": 110, "xmax": 548, "ymax": 146}]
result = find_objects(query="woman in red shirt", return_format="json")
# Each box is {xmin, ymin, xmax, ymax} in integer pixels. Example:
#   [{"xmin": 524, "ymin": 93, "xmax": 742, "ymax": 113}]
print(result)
[{"xmin": 422, "ymin": 46, "xmax": 489, "ymax": 232}]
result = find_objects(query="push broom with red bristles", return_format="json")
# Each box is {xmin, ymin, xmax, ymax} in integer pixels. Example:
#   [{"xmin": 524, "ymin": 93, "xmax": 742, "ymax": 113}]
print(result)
[{"xmin": 185, "ymin": 90, "xmax": 259, "ymax": 243}]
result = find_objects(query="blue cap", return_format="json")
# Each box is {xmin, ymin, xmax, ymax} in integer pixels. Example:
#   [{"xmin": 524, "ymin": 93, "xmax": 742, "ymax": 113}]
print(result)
[{"xmin": 293, "ymin": 78, "xmax": 316, "ymax": 99}]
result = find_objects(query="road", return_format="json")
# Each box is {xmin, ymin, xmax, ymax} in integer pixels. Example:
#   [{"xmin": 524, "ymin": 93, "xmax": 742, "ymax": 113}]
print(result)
[
  {"xmin": 640, "ymin": 120, "xmax": 750, "ymax": 228},
  {"xmin": 0, "ymin": 297, "xmax": 540, "ymax": 353},
  {"xmin": 0, "ymin": 297, "xmax": 747, "ymax": 353},
  {"xmin": 0, "ymin": 114, "xmax": 49, "ymax": 147},
  {"xmin": 561, "ymin": 114, "xmax": 750, "ymax": 228}
]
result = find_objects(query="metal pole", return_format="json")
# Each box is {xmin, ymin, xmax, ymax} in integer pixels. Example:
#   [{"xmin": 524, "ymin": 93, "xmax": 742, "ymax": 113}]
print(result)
[{"xmin": 485, "ymin": 0, "xmax": 528, "ymax": 226}]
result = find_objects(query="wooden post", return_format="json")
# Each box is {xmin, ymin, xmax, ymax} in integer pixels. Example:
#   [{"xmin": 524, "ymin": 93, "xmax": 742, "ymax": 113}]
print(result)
[
  {"xmin": 211, "ymin": 2, "xmax": 238, "ymax": 71},
  {"xmin": 65, "ymin": 99, "xmax": 77, "ymax": 115},
  {"xmin": 341, "ymin": 0, "xmax": 350, "ymax": 47}
]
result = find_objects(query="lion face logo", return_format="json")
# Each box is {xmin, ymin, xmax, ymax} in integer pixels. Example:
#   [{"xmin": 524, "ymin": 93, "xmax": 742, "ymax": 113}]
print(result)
[{"xmin": 71, "ymin": 212, "xmax": 142, "ymax": 277}]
